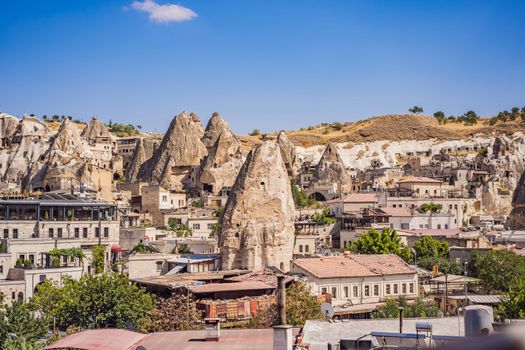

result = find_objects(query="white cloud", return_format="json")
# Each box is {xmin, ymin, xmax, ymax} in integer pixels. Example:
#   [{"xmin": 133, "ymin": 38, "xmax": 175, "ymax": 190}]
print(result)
[{"xmin": 131, "ymin": 0, "xmax": 197, "ymax": 23}]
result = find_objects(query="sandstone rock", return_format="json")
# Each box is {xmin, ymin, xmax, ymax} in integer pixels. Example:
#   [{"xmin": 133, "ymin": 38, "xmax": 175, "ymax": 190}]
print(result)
[
  {"xmin": 198, "ymin": 128, "xmax": 245, "ymax": 194},
  {"xmin": 0, "ymin": 113, "xmax": 19, "ymax": 148},
  {"xmin": 219, "ymin": 141, "xmax": 295, "ymax": 272},
  {"xmin": 126, "ymin": 138, "xmax": 147, "ymax": 183},
  {"xmin": 310, "ymin": 142, "xmax": 352, "ymax": 193},
  {"xmin": 81, "ymin": 116, "xmax": 111, "ymax": 141},
  {"xmin": 202, "ymin": 112, "xmax": 231, "ymax": 151},
  {"xmin": 276, "ymin": 131, "xmax": 299, "ymax": 177},
  {"xmin": 137, "ymin": 111, "xmax": 207, "ymax": 190},
  {"xmin": 508, "ymin": 168, "xmax": 525, "ymax": 230}
]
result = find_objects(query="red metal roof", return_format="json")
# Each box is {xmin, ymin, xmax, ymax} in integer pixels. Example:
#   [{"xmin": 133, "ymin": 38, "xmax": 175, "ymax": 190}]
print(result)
[
  {"xmin": 187, "ymin": 281, "xmax": 273, "ymax": 294},
  {"xmin": 45, "ymin": 329, "xmax": 146, "ymax": 350}
]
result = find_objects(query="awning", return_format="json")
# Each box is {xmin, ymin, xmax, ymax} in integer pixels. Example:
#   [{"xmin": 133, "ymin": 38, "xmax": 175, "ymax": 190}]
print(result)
[{"xmin": 111, "ymin": 243, "xmax": 123, "ymax": 253}]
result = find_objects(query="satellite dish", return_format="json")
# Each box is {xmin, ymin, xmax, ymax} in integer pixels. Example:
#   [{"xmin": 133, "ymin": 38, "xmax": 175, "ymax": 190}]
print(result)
[{"xmin": 321, "ymin": 302, "xmax": 335, "ymax": 320}]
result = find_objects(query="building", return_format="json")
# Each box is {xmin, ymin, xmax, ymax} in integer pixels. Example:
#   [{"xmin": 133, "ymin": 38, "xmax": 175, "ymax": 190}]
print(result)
[
  {"xmin": 290, "ymin": 254, "xmax": 418, "ymax": 318},
  {"xmin": 0, "ymin": 194, "xmax": 119, "ymax": 302}
]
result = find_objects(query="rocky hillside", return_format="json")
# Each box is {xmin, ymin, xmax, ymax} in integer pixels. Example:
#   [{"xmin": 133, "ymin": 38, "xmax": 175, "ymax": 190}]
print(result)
[{"xmin": 276, "ymin": 114, "xmax": 525, "ymax": 147}]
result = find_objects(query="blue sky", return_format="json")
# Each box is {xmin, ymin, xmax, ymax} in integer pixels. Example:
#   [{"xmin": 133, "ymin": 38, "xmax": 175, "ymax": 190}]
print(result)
[{"xmin": 1, "ymin": 1, "xmax": 524, "ymax": 133}]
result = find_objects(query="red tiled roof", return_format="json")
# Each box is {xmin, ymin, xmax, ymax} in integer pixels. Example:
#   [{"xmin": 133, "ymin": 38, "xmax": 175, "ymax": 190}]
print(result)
[
  {"xmin": 45, "ymin": 329, "xmax": 146, "ymax": 350},
  {"xmin": 292, "ymin": 254, "xmax": 415, "ymax": 279},
  {"xmin": 342, "ymin": 193, "xmax": 378, "ymax": 203},
  {"xmin": 397, "ymin": 177, "xmax": 443, "ymax": 184},
  {"xmin": 187, "ymin": 281, "xmax": 273, "ymax": 294}
]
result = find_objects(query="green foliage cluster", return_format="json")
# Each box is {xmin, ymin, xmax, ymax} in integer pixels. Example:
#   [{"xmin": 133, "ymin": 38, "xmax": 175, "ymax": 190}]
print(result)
[
  {"xmin": 311, "ymin": 207, "xmax": 336, "ymax": 225},
  {"xmin": 250, "ymin": 129, "xmax": 261, "ymax": 136},
  {"xmin": 414, "ymin": 236, "xmax": 449, "ymax": 258},
  {"xmin": 131, "ymin": 242, "xmax": 151, "ymax": 254},
  {"xmin": 0, "ymin": 302, "xmax": 48, "ymax": 349},
  {"xmin": 191, "ymin": 200, "xmax": 202, "ymax": 208},
  {"xmin": 433, "ymin": 111, "xmax": 446, "ymax": 124},
  {"xmin": 109, "ymin": 122, "xmax": 140, "ymax": 137},
  {"xmin": 91, "ymin": 245, "xmax": 106, "ymax": 274},
  {"xmin": 419, "ymin": 202, "xmax": 443, "ymax": 214},
  {"xmin": 496, "ymin": 278, "xmax": 525, "ymax": 321},
  {"xmin": 291, "ymin": 180, "xmax": 317, "ymax": 209},
  {"xmin": 168, "ymin": 218, "xmax": 193, "ymax": 237},
  {"xmin": 332, "ymin": 122, "xmax": 344, "ymax": 130},
  {"xmin": 409, "ymin": 106, "xmax": 424, "ymax": 114},
  {"xmin": 48, "ymin": 248, "xmax": 85, "ymax": 263},
  {"xmin": 171, "ymin": 244, "xmax": 192, "ymax": 254},
  {"xmin": 344, "ymin": 228, "xmax": 412, "ymax": 262},
  {"xmin": 433, "ymin": 110, "xmax": 480, "ymax": 125},
  {"xmin": 209, "ymin": 223, "xmax": 219, "ymax": 238},
  {"xmin": 374, "ymin": 296, "xmax": 440, "ymax": 318},
  {"xmin": 30, "ymin": 274, "xmax": 155, "ymax": 330},
  {"xmin": 491, "ymin": 106, "xmax": 525, "ymax": 124},
  {"xmin": 212, "ymin": 207, "xmax": 225, "ymax": 218},
  {"xmin": 469, "ymin": 250, "xmax": 525, "ymax": 293}
]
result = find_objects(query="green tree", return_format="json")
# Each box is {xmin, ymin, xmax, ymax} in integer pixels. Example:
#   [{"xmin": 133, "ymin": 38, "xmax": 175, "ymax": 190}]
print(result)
[
  {"xmin": 346, "ymin": 228, "xmax": 412, "ymax": 262},
  {"xmin": 470, "ymin": 250, "xmax": 525, "ymax": 293},
  {"xmin": 496, "ymin": 278, "xmax": 525, "ymax": 321},
  {"xmin": 416, "ymin": 255, "xmax": 463, "ymax": 275},
  {"xmin": 414, "ymin": 236, "xmax": 449, "ymax": 259},
  {"xmin": 375, "ymin": 296, "xmax": 439, "ymax": 318},
  {"xmin": 168, "ymin": 219, "xmax": 193, "ymax": 237},
  {"xmin": 0, "ymin": 302, "xmax": 48, "ymax": 349},
  {"xmin": 131, "ymin": 241, "xmax": 151, "ymax": 254},
  {"xmin": 419, "ymin": 202, "xmax": 443, "ymax": 213},
  {"xmin": 91, "ymin": 245, "xmax": 106, "ymax": 274},
  {"xmin": 31, "ymin": 274, "xmax": 155, "ymax": 330},
  {"xmin": 311, "ymin": 207, "xmax": 336, "ymax": 225},
  {"xmin": 460, "ymin": 110, "xmax": 479, "ymax": 125},
  {"xmin": 433, "ymin": 111, "xmax": 446, "ymax": 124},
  {"xmin": 250, "ymin": 129, "xmax": 261, "ymax": 136},
  {"xmin": 409, "ymin": 106, "xmax": 424, "ymax": 114}
]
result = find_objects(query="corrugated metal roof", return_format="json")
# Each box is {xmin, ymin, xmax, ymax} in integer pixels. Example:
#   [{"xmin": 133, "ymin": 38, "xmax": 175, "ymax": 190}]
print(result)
[{"xmin": 187, "ymin": 281, "xmax": 273, "ymax": 294}]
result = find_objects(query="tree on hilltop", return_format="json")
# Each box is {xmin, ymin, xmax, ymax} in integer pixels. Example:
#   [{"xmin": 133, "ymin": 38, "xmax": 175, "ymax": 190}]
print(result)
[{"xmin": 409, "ymin": 106, "xmax": 424, "ymax": 114}]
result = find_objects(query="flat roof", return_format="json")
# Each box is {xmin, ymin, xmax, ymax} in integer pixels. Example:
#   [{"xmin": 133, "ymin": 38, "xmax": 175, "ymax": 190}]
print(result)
[
  {"xmin": 132, "ymin": 270, "xmax": 250, "ymax": 289},
  {"xmin": 187, "ymin": 281, "xmax": 273, "ymax": 294},
  {"xmin": 45, "ymin": 329, "xmax": 146, "ymax": 350}
]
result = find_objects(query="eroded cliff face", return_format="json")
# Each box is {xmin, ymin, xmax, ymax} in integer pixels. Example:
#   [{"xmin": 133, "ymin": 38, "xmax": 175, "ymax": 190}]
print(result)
[
  {"xmin": 198, "ymin": 128, "xmax": 245, "ymax": 194},
  {"xmin": 277, "ymin": 131, "xmax": 299, "ymax": 177},
  {"xmin": 202, "ymin": 112, "xmax": 231, "ymax": 151},
  {"xmin": 219, "ymin": 141, "xmax": 295, "ymax": 272},
  {"xmin": 310, "ymin": 142, "xmax": 352, "ymax": 193},
  {"xmin": 137, "ymin": 111, "xmax": 207, "ymax": 190},
  {"xmin": 81, "ymin": 117, "xmax": 111, "ymax": 141}
]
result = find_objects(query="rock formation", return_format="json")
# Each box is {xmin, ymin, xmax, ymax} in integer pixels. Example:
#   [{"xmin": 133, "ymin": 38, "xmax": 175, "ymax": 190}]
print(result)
[
  {"xmin": 507, "ymin": 169, "xmax": 525, "ymax": 229},
  {"xmin": 219, "ymin": 141, "xmax": 295, "ymax": 272},
  {"xmin": 0, "ymin": 113, "xmax": 19, "ymax": 148},
  {"xmin": 276, "ymin": 131, "xmax": 299, "ymax": 177},
  {"xmin": 81, "ymin": 116, "xmax": 111, "ymax": 142},
  {"xmin": 2, "ymin": 116, "xmax": 51, "ymax": 183},
  {"xmin": 126, "ymin": 138, "xmax": 147, "ymax": 183},
  {"xmin": 137, "ymin": 111, "xmax": 207, "ymax": 190},
  {"xmin": 310, "ymin": 142, "xmax": 352, "ymax": 193},
  {"xmin": 198, "ymin": 128, "xmax": 245, "ymax": 194},
  {"xmin": 202, "ymin": 112, "xmax": 231, "ymax": 151}
]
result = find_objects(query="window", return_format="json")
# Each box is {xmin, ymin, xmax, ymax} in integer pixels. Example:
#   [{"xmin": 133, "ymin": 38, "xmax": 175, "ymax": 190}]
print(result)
[
  {"xmin": 13, "ymin": 229, "xmax": 18, "ymax": 239},
  {"xmin": 445, "ymin": 224, "xmax": 449, "ymax": 229},
  {"xmin": 19, "ymin": 254, "xmax": 25, "ymax": 261},
  {"xmin": 353, "ymin": 285, "xmax": 358, "ymax": 298},
  {"xmin": 207, "ymin": 223, "xmax": 213, "ymax": 230},
  {"xmin": 3, "ymin": 229, "xmax": 8, "ymax": 239},
  {"xmin": 374, "ymin": 285, "xmax": 379, "ymax": 296},
  {"xmin": 192, "ymin": 223, "xmax": 201, "ymax": 230},
  {"xmin": 95, "ymin": 227, "xmax": 100, "ymax": 238},
  {"xmin": 58, "ymin": 228, "xmax": 63, "ymax": 238},
  {"xmin": 11, "ymin": 292, "xmax": 15, "ymax": 300},
  {"xmin": 437, "ymin": 224, "xmax": 441, "ymax": 229},
  {"xmin": 344, "ymin": 286, "xmax": 349, "ymax": 298},
  {"xmin": 386, "ymin": 284, "xmax": 391, "ymax": 295},
  {"xmin": 162, "ymin": 195, "xmax": 168, "ymax": 202},
  {"xmin": 29, "ymin": 254, "xmax": 34, "ymax": 265},
  {"xmin": 49, "ymin": 228, "xmax": 54, "ymax": 238},
  {"xmin": 63, "ymin": 256, "xmax": 68, "ymax": 264},
  {"xmin": 331, "ymin": 287, "xmax": 337, "ymax": 299},
  {"xmin": 305, "ymin": 245, "xmax": 310, "ymax": 253},
  {"xmin": 364, "ymin": 285, "xmax": 370, "ymax": 297},
  {"xmin": 402, "ymin": 283, "xmax": 407, "ymax": 294},
  {"xmin": 401, "ymin": 223, "xmax": 409, "ymax": 229},
  {"xmin": 394, "ymin": 284, "xmax": 398, "ymax": 294},
  {"xmin": 410, "ymin": 283, "xmax": 415, "ymax": 293},
  {"xmin": 321, "ymin": 287, "xmax": 328, "ymax": 294},
  {"xmin": 299, "ymin": 245, "xmax": 303, "ymax": 253},
  {"xmin": 0, "ymin": 265, "xmax": 3, "ymax": 273},
  {"xmin": 74, "ymin": 228, "xmax": 80, "ymax": 238},
  {"xmin": 104, "ymin": 227, "xmax": 109, "ymax": 238}
]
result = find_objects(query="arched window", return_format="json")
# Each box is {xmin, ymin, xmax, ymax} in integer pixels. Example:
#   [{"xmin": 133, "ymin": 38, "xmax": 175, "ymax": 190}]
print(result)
[{"xmin": 17, "ymin": 291, "xmax": 24, "ymax": 302}]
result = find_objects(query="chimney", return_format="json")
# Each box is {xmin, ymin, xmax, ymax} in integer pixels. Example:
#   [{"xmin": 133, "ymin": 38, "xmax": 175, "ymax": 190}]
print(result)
[
  {"xmin": 204, "ymin": 318, "xmax": 220, "ymax": 341},
  {"xmin": 274, "ymin": 274, "xmax": 292, "ymax": 350}
]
